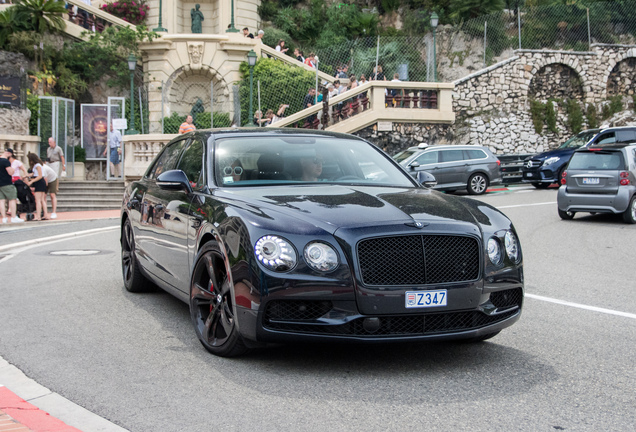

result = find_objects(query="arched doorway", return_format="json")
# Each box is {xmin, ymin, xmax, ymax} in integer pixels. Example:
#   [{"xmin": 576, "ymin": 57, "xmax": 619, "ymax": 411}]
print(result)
[
  {"xmin": 528, "ymin": 63, "xmax": 585, "ymax": 101},
  {"xmin": 607, "ymin": 57, "xmax": 636, "ymax": 97}
]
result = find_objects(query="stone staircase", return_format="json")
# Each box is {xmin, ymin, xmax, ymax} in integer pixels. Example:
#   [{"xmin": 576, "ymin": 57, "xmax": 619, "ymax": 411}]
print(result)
[{"xmin": 53, "ymin": 181, "xmax": 125, "ymax": 213}]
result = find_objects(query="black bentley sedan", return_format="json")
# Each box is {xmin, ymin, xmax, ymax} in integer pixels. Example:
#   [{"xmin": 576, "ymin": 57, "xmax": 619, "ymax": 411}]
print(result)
[{"xmin": 121, "ymin": 129, "xmax": 524, "ymax": 357}]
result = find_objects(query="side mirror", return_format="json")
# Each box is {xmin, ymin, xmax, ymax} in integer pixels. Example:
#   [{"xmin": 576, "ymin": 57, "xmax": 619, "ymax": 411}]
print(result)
[
  {"xmin": 156, "ymin": 170, "xmax": 193, "ymax": 193},
  {"xmin": 408, "ymin": 161, "xmax": 420, "ymax": 170},
  {"xmin": 416, "ymin": 170, "xmax": 437, "ymax": 188}
]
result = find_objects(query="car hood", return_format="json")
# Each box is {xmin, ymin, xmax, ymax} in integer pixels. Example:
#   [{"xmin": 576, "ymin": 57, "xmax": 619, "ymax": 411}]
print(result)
[
  {"xmin": 216, "ymin": 185, "xmax": 490, "ymax": 234},
  {"xmin": 530, "ymin": 147, "xmax": 578, "ymax": 160}
]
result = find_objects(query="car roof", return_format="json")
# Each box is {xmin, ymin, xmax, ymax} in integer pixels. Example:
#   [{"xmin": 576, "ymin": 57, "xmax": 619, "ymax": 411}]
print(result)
[
  {"xmin": 598, "ymin": 126, "xmax": 636, "ymax": 133},
  {"xmin": 406, "ymin": 144, "xmax": 487, "ymax": 151},
  {"xmin": 577, "ymin": 142, "xmax": 636, "ymax": 151},
  {"xmin": 186, "ymin": 127, "xmax": 366, "ymax": 142}
]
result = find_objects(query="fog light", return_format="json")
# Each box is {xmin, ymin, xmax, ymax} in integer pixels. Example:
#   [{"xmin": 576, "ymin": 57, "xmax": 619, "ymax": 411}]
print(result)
[{"xmin": 362, "ymin": 317, "xmax": 381, "ymax": 333}]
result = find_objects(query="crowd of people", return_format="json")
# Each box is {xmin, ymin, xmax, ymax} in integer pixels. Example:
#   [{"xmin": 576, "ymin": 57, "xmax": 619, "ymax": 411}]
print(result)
[{"xmin": 0, "ymin": 138, "xmax": 65, "ymax": 224}]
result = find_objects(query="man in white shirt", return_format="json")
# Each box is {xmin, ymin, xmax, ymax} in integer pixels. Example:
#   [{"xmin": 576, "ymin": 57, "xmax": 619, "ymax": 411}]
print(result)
[{"xmin": 103, "ymin": 122, "xmax": 123, "ymax": 177}]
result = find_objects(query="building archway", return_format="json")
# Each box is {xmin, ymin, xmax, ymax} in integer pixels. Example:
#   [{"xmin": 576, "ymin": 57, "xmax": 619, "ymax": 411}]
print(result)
[
  {"xmin": 606, "ymin": 56, "xmax": 636, "ymax": 97},
  {"xmin": 164, "ymin": 65, "xmax": 233, "ymax": 127},
  {"xmin": 528, "ymin": 63, "xmax": 585, "ymax": 102}
]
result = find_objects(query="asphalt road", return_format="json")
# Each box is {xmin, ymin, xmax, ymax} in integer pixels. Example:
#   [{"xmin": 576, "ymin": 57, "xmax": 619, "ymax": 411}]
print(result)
[{"xmin": 1, "ymin": 187, "xmax": 635, "ymax": 432}]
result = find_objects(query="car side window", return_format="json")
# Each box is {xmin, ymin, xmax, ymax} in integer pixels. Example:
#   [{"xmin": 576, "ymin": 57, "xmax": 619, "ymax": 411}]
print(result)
[
  {"xmin": 440, "ymin": 150, "xmax": 464, "ymax": 163},
  {"xmin": 616, "ymin": 130, "xmax": 636, "ymax": 142},
  {"xmin": 464, "ymin": 149, "xmax": 486, "ymax": 160},
  {"xmin": 147, "ymin": 139, "xmax": 188, "ymax": 179},
  {"xmin": 596, "ymin": 133, "xmax": 616, "ymax": 145},
  {"xmin": 176, "ymin": 138, "xmax": 205, "ymax": 191},
  {"xmin": 414, "ymin": 151, "xmax": 437, "ymax": 165}
]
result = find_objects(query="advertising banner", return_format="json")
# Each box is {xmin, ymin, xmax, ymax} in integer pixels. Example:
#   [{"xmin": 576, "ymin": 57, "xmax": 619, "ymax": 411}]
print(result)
[
  {"xmin": 0, "ymin": 76, "xmax": 21, "ymax": 107},
  {"xmin": 81, "ymin": 104, "xmax": 109, "ymax": 159}
]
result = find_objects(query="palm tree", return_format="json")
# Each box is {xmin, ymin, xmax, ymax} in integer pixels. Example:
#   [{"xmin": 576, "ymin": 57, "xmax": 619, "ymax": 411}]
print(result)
[{"xmin": 14, "ymin": 0, "xmax": 67, "ymax": 34}]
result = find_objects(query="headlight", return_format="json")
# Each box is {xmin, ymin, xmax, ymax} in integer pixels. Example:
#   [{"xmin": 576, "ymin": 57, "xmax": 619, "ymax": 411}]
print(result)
[
  {"xmin": 504, "ymin": 231, "xmax": 521, "ymax": 263},
  {"xmin": 254, "ymin": 235, "xmax": 297, "ymax": 271},
  {"xmin": 487, "ymin": 237, "xmax": 502, "ymax": 265},
  {"xmin": 543, "ymin": 156, "xmax": 560, "ymax": 166},
  {"xmin": 304, "ymin": 242, "xmax": 339, "ymax": 272}
]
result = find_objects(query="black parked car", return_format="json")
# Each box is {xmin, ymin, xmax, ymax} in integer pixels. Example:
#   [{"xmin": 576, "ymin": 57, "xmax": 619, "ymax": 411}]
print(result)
[{"xmin": 121, "ymin": 129, "xmax": 524, "ymax": 357}]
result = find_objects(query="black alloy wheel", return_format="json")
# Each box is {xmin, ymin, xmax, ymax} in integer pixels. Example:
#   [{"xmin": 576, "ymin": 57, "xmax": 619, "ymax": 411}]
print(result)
[
  {"xmin": 121, "ymin": 219, "xmax": 152, "ymax": 292},
  {"xmin": 190, "ymin": 242, "xmax": 248, "ymax": 357},
  {"xmin": 467, "ymin": 173, "xmax": 489, "ymax": 195},
  {"xmin": 558, "ymin": 209, "xmax": 575, "ymax": 220}
]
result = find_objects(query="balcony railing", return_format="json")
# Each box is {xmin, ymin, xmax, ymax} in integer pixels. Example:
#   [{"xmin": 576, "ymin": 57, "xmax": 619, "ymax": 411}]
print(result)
[{"xmin": 270, "ymin": 81, "xmax": 455, "ymax": 133}]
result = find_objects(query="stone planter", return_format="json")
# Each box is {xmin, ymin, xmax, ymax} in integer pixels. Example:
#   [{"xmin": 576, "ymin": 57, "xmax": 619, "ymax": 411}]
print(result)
[{"xmin": 69, "ymin": 162, "xmax": 85, "ymax": 180}]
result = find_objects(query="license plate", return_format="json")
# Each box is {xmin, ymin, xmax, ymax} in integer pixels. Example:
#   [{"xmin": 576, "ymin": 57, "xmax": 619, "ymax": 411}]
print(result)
[
  {"xmin": 582, "ymin": 177, "xmax": 600, "ymax": 185},
  {"xmin": 405, "ymin": 290, "xmax": 447, "ymax": 308}
]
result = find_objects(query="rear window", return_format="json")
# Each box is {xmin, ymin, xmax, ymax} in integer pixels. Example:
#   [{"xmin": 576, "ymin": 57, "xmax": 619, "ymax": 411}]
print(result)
[{"xmin": 569, "ymin": 151, "xmax": 625, "ymax": 170}]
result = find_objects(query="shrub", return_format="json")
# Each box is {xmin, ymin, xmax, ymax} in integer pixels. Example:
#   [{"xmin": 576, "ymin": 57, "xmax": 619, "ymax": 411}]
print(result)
[
  {"xmin": 163, "ymin": 112, "xmax": 185, "ymax": 134},
  {"xmin": 238, "ymin": 58, "xmax": 316, "ymax": 126},
  {"xmin": 529, "ymin": 100, "xmax": 545, "ymax": 134},
  {"xmin": 601, "ymin": 103, "xmax": 612, "ymax": 120},
  {"xmin": 74, "ymin": 146, "xmax": 86, "ymax": 163},
  {"xmin": 258, "ymin": 0, "xmax": 278, "ymax": 22},
  {"xmin": 100, "ymin": 0, "xmax": 150, "ymax": 25},
  {"xmin": 262, "ymin": 27, "xmax": 295, "ymax": 53},
  {"xmin": 566, "ymin": 99, "xmax": 583, "ymax": 134},
  {"xmin": 545, "ymin": 100, "xmax": 557, "ymax": 134},
  {"xmin": 608, "ymin": 95, "xmax": 623, "ymax": 115},
  {"xmin": 194, "ymin": 112, "xmax": 232, "ymax": 129},
  {"xmin": 586, "ymin": 104, "xmax": 598, "ymax": 129}
]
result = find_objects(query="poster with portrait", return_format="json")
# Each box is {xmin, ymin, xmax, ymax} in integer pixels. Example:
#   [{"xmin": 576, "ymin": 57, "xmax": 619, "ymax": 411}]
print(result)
[{"xmin": 81, "ymin": 104, "xmax": 109, "ymax": 159}]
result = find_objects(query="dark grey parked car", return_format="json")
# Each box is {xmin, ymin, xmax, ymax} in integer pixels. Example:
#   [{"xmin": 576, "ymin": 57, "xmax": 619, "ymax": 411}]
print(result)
[
  {"xmin": 393, "ymin": 144, "xmax": 502, "ymax": 195},
  {"xmin": 557, "ymin": 142, "xmax": 636, "ymax": 223}
]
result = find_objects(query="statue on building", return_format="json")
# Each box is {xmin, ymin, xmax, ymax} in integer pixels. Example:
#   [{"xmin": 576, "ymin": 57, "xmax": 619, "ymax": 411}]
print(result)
[{"xmin": 191, "ymin": 4, "xmax": 204, "ymax": 33}]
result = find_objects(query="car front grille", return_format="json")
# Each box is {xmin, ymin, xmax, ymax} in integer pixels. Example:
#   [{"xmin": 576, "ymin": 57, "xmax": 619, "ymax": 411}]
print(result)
[
  {"xmin": 262, "ymin": 288, "xmax": 522, "ymax": 337},
  {"xmin": 525, "ymin": 160, "xmax": 542, "ymax": 169},
  {"xmin": 357, "ymin": 235, "xmax": 480, "ymax": 286}
]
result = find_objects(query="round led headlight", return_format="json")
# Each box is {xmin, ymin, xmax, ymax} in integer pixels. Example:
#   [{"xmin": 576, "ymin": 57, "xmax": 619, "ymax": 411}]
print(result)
[
  {"xmin": 504, "ymin": 231, "xmax": 521, "ymax": 263},
  {"xmin": 254, "ymin": 235, "xmax": 297, "ymax": 271},
  {"xmin": 304, "ymin": 242, "xmax": 339, "ymax": 272},
  {"xmin": 487, "ymin": 237, "xmax": 502, "ymax": 265}
]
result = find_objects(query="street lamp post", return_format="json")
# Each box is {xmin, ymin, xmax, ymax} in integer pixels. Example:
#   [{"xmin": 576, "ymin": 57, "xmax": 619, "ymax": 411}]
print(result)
[
  {"xmin": 247, "ymin": 50, "xmax": 257, "ymax": 126},
  {"xmin": 153, "ymin": 0, "xmax": 167, "ymax": 32},
  {"xmin": 430, "ymin": 12, "xmax": 439, "ymax": 82},
  {"xmin": 126, "ymin": 53, "xmax": 139, "ymax": 135},
  {"xmin": 226, "ymin": 0, "xmax": 239, "ymax": 33}
]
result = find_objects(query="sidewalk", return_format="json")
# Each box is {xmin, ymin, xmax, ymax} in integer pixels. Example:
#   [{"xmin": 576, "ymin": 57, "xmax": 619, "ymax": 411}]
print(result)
[{"xmin": 1, "ymin": 210, "xmax": 120, "ymax": 230}]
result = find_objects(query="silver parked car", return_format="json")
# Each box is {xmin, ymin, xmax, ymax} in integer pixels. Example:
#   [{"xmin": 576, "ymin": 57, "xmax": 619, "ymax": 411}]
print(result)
[
  {"xmin": 557, "ymin": 142, "xmax": 636, "ymax": 223},
  {"xmin": 393, "ymin": 144, "xmax": 502, "ymax": 195}
]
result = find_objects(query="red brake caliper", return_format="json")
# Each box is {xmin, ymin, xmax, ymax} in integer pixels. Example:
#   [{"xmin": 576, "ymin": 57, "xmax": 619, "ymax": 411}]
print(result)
[{"xmin": 208, "ymin": 279, "xmax": 214, "ymax": 313}]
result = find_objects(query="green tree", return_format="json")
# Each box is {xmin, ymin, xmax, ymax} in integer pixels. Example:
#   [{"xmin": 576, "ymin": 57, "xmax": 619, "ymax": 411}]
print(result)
[
  {"xmin": 14, "ymin": 0, "xmax": 66, "ymax": 34},
  {"xmin": 449, "ymin": 0, "xmax": 505, "ymax": 21}
]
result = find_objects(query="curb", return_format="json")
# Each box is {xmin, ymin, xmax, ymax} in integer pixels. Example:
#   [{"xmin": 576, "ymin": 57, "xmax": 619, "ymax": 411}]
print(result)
[{"xmin": 0, "ymin": 357, "xmax": 128, "ymax": 432}]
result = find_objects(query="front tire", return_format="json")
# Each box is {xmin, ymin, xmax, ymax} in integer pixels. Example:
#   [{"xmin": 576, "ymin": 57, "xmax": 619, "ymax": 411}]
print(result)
[
  {"xmin": 121, "ymin": 219, "xmax": 152, "ymax": 292},
  {"xmin": 467, "ymin": 173, "xmax": 489, "ymax": 195},
  {"xmin": 558, "ymin": 209, "xmax": 575, "ymax": 220},
  {"xmin": 190, "ymin": 242, "xmax": 248, "ymax": 357},
  {"xmin": 622, "ymin": 196, "xmax": 636, "ymax": 224}
]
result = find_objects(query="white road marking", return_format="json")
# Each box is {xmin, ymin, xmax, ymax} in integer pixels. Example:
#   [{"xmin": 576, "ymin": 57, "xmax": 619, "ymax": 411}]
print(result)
[
  {"xmin": 526, "ymin": 293, "xmax": 636, "ymax": 320},
  {"xmin": 0, "ymin": 226, "xmax": 119, "ymax": 253},
  {"xmin": 497, "ymin": 201, "xmax": 556, "ymax": 209},
  {"xmin": 0, "ymin": 226, "xmax": 119, "ymax": 264},
  {"xmin": 514, "ymin": 190, "xmax": 534, "ymax": 193}
]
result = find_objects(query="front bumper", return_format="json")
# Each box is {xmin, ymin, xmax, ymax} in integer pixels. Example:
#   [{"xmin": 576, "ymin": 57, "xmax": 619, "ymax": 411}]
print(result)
[
  {"xmin": 238, "ymin": 286, "xmax": 523, "ymax": 343},
  {"xmin": 557, "ymin": 186, "xmax": 634, "ymax": 214},
  {"xmin": 521, "ymin": 168, "xmax": 558, "ymax": 183}
]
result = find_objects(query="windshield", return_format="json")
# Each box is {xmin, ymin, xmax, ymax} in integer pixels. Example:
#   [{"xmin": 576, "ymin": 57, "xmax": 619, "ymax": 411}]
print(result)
[
  {"xmin": 558, "ymin": 130, "xmax": 599, "ymax": 149},
  {"xmin": 214, "ymin": 136, "xmax": 415, "ymax": 187},
  {"xmin": 568, "ymin": 151, "xmax": 625, "ymax": 170},
  {"xmin": 393, "ymin": 149, "xmax": 418, "ymax": 164}
]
